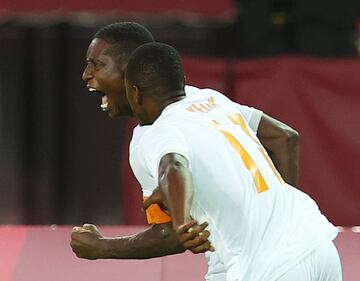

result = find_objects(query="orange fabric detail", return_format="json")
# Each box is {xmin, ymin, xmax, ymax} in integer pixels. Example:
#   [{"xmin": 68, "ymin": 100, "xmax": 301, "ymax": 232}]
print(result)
[
  {"xmin": 211, "ymin": 119, "xmax": 269, "ymax": 193},
  {"xmin": 228, "ymin": 114, "xmax": 285, "ymax": 185},
  {"xmin": 143, "ymin": 197, "xmax": 172, "ymax": 224}
]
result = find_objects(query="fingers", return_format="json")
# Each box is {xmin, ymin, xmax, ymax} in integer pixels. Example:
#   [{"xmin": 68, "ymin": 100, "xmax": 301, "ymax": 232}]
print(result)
[
  {"xmin": 143, "ymin": 187, "xmax": 163, "ymax": 210},
  {"xmin": 70, "ymin": 225, "xmax": 98, "ymax": 243},
  {"xmin": 82, "ymin": 224, "xmax": 96, "ymax": 230},
  {"xmin": 70, "ymin": 229, "xmax": 84, "ymax": 257},
  {"xmin": 71, "ymin": 226, "xmax": 82, "ymax": 232},
  {"xmin": 70, "ymin": 240, "xmax": 81, "ymax": 255},
  {"xmin": 188, "ymin": 240, "xmax": 215, "ymax": 254},
  {"xmin": 143, "ymin": 197, "xmax": 158, "ymax": 211},
  {"xmin": 71, "ymin": 226, "xmax": 91, "ymax": 236},
  {"xmin": 177, "ymin": 221, "xmax": 208, "ymax": 240},
  {"xmin": 82, "ymin": 224, "xmax": 102, "ymax": 235},
  {"xmin": 176, "ymin": 221, "xmax": 215, "ymax": 253},
  {"xmin": 182, "ymin": 230, "xmax": 209, "ymax": 248},
  {"xmin": 143, "ymin": 187, "xmax": 168, "ymax": 213},
  {"xmin": 72, "ymin": 224, "xmax": 101, "ymax": 235},
  {"xmin": 176, "ymin": 220, "xmax": 198, "ymax": 235},
  {"xmin": 70, "ymin": 225, "xmax": 100, "ymax": 260}
]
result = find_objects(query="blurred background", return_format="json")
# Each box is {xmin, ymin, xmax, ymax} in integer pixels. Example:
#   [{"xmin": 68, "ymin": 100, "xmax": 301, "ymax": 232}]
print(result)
[{"xmin": 0, "ymin": 0, "xmax": 359, "ymax": 227}]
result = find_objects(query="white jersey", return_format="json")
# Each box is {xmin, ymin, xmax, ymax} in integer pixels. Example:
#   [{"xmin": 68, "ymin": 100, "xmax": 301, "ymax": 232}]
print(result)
[
  {"xmin": 131, "ymin": 85, "xmax": 261, "ymax": 280},
  {"xmin": 185, "ymin": 85, "xmax": 262, "ymax": 134},
  {"xmin": 129, "ymin": 87, "xmax": 337, "ymax": 281},
  {"xmin": 130, "ymin": 85, "xmax": 262, "ymax": 199}
]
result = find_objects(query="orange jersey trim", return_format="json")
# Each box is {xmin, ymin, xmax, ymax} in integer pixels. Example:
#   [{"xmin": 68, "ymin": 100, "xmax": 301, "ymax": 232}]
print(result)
[{"xmin": 143, "ymin": 196, "xmax": 172, "ymax": 224}]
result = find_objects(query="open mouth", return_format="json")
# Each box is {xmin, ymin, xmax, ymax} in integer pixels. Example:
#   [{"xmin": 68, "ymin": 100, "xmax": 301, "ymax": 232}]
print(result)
[{"xmin": 89, "ymin": 87, "xmax": 108, "ymax": 112}]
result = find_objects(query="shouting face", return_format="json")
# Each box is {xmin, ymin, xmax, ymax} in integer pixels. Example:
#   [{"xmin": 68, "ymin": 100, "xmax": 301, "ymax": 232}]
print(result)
[{"xmin": 82, "ymin": 38, "xmax": 132, "ymax": 117}]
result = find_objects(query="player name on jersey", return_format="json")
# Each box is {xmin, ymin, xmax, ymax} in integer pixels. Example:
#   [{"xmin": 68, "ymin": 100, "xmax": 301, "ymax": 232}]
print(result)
[{"xmin": 186, "ymin": 97, "xmax": 220, "ymax": 113}]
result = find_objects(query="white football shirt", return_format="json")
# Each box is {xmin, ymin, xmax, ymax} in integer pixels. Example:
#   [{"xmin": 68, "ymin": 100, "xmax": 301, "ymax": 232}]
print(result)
[
  {"xmin": 129, "ymin": 87, "xmax": 337, "ymax": 281},
  {"xmin": 130, "ymin": 85, "xmax": 262, "ymax": 198}
]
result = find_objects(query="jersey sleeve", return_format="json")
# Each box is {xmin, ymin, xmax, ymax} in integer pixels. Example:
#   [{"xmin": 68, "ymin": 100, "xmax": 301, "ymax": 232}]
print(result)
[
  {"xmin": 233, "ymin": 103, "xmax": 263, "ymax": 133},
  {"xmin": 138, "ymin": 125, "xmax": 190, "ymax": 225},
  {"xmin": 139, "ymin": 124, "xmax": 191, "ymax": 181}
]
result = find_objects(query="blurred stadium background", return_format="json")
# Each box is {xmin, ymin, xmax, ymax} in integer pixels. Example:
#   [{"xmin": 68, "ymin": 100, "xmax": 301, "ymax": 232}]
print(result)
[{"xmin": 0, "ymin": 0, "xmax": 359, "ymax": 280}]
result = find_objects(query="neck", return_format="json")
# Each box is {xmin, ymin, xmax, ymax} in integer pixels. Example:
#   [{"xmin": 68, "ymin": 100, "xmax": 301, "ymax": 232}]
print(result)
[{"xmin": 139, "ymin": 90, "xmax": 186, "ymax": 126}]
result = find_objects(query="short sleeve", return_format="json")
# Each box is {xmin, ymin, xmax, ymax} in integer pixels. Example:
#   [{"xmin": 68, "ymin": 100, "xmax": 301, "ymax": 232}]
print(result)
[
  {"xmin": 233, "ymin": 103, "xmax": 263, "ymax": 133},
  {"xmin": 139, "ymin": 124, "xmax": 190, "ymax": 182}
]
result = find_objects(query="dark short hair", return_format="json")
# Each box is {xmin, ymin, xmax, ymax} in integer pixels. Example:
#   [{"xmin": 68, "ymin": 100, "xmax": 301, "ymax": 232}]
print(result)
[
  {"xmin": 126, "ymin": 42, "xmax": 185, "ymax": 95},
  {"xmin": 94, "ymin": 22, "xmax": 155, "ymax": 59}
]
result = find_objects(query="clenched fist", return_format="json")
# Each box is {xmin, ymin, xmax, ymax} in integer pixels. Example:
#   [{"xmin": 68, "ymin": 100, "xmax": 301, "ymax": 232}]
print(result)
[{"xmin": 70, "ymin": 224, "xmax": 105, "ymax": 260}]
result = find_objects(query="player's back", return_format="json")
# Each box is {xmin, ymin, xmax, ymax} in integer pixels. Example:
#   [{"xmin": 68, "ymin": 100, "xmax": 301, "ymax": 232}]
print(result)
[{"xmin": 153, "ymin": 89, "xmax": 337, "ymax": 281}]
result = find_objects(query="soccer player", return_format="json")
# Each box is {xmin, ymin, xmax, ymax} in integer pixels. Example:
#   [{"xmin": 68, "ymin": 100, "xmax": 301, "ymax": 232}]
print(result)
[
  {"xmin": 71, "ymin": 22, "xmax": 300, "ymax": 280},
  {"xmin": 124, "ymin": 42, "xmax": 342, "ymax": 281}
]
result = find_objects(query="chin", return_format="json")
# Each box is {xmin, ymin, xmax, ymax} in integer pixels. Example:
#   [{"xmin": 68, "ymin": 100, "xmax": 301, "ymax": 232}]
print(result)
[
  {"xmin": 108, "ymin": 108, "xmax": 129, "ymax": 118},
  {"xmin": 108, "ymin": 111, "xmax": 118, "ymax": 118},
  {"xmin": 117, "ymin": 106, "xmax": 134, "ymax": 117},
  {"xmin": 104, "ymin": 104, "xmax": 119, "ymax": 118}
]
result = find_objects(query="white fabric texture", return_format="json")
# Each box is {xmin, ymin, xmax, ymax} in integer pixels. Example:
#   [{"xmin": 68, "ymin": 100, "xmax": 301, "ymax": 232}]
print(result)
[{"xmin": 130, "ymin": 87, "xmax": 337, "ymax": 281}]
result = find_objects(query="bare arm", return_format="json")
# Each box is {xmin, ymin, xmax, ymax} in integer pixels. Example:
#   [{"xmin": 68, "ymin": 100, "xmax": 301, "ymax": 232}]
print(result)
[
  {"xmin": 70, "ymin": 222, "xmax": 185, "ymax": 260},
  {"xmin": 71, "ymin": 153, "xmax": 212, "ymax": 260},
  {"xmin": 71, "ymin": 190, "xmax": 212, "ymax": 259},
  {"xmin": 157, "ymin": 153, "xmax": 214, "ymax": 253},
  {"xmin": 158, "ymin": 153, "xmax": 193, "ymax": 229},
  {"xmin": 257, "ymin": 113, "xmax": 300, "ymax": 186}
]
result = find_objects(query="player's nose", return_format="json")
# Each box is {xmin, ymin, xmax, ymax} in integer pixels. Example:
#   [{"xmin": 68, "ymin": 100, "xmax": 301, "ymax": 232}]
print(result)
[{"xmin": 82, "ymin": 65, "xmax": 93, "ymax": 82}]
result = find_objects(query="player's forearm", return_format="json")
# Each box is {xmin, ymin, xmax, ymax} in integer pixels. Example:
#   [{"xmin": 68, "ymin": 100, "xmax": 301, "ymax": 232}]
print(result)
[
  {"xmin": 269, "ymin": 131, "xmax": 299, "ymax": 186},
  {"xmin": 99, "ymin": 223, "xmax": 185, "ymax": 259},
  {"xmin": 159, "ymin": 153, "xmax": 193, "ymax": 229},
  {"xmin": 264, "ymin": 127, "xmax": 299, "ymax": 186},
  {"xmin": 257, "ymin": 114, "xmax": 300, "ymax": 186}
]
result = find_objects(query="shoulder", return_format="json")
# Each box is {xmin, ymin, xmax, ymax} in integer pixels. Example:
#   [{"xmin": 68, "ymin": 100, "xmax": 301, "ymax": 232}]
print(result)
[
  {"xmin": 138, "ymin": 123, "xmax": 185, "ymax": 147},
  {"xmin": 130, "ymin": 125, "xmax": 150, "ymax": 148},
  {"xmin": 185, "ymin": 85, "xmax": 226, "ymax": 98}
]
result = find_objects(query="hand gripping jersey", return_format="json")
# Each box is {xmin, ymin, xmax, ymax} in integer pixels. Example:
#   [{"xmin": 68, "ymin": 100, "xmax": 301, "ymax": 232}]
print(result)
[{"xmin": 130, "ymin": 86, "xmax": 337, "ymax": 281}]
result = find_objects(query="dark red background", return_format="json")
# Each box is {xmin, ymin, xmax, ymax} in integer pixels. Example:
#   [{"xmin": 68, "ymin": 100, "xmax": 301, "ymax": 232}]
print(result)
[{"xmin": 0, "ymin": 0, "xmax": 234, "ymax": 19}]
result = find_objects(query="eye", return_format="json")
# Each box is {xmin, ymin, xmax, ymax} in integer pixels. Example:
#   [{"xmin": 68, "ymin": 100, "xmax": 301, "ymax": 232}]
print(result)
[
  {"xmin": 86, "ymin": 60, "xmax": 100, "ymax": 70},
  {"xmin": 91, "ymin": 61, "xmax": 98, "ymax": 68}
]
